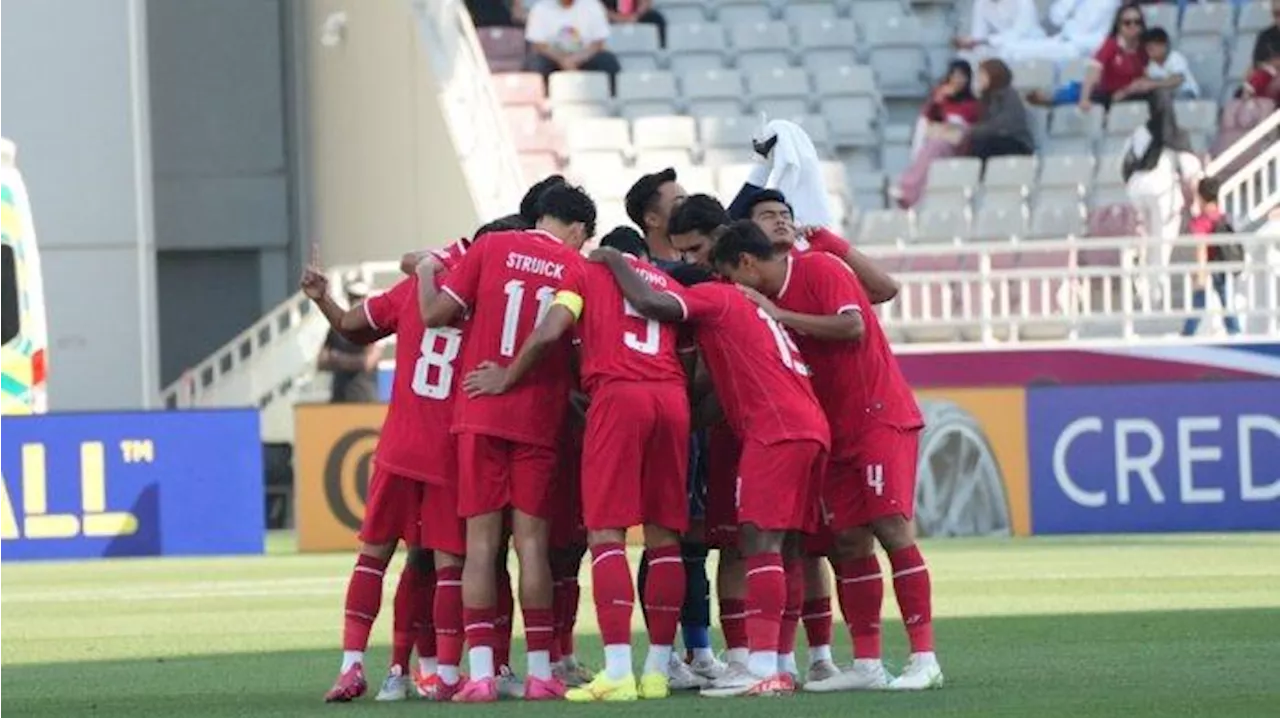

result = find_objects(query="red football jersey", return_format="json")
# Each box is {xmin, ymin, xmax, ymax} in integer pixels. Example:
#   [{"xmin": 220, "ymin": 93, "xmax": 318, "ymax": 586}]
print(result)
[
  {"xmin": 557, "ymin": 256, "xmax": 687, "ymax": 395},
  {"xmin": 773, "ymin": 252, "xmax": 923, "ymax": 458},
  {"xmin": 441, "ymin": 229, "xmax": 582, "ymax": 447},
  {"xmin": 363, "ymin": 273, "xmax": 462, "ymax": 485},
  {"xmin": 792, "ymin": 227, "xmax": 851, "ymax": 259},
  {"xmin": 668, "ymin": 282, "xmax": 829, "ymax": 448}
]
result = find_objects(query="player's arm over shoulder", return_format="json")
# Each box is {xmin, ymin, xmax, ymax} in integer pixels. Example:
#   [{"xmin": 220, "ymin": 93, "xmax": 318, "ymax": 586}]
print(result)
[{"xmin": 809, "ymin": 227, "xmax": 899, "ymax": 304}]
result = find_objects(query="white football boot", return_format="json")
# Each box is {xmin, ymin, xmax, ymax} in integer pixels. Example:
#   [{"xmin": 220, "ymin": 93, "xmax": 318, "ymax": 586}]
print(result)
[
  {"xmin": 804, "ymin": 659, "xmax": 892, "ymax": 692},
  {"xmin": 373, "ymin": 665, "xmax": 414, "ymax": 701},
  {"xmin": 887, "ymin": 653, "xmax": 944, "ymax": 690}
]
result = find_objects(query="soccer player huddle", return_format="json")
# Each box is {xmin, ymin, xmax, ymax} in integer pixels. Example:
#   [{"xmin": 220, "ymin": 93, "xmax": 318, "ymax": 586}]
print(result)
[{"xmin": 303, "ymin": 164, "xmax": 942, "ymax": 704}]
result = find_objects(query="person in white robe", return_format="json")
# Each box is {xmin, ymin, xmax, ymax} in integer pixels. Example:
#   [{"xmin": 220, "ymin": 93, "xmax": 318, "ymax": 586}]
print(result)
[
  {"xmin": 997, "ymin": 0, "xmax": 1119, "ymax": 66},
  {"xmin": 953, "ymin": 0, "xmax": 1046, "ymax": 65}
]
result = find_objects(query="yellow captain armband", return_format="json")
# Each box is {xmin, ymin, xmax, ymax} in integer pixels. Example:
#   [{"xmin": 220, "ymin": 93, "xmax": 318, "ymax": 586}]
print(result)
[{"xmin": 553, "ymin": 290, "xmax": 584, "ymax": 320}]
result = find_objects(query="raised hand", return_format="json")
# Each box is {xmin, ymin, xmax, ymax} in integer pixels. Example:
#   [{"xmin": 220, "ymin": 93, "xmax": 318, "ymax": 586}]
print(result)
[{"xmin": 300, "ymin": 242, "xmax": 329, "ymax": 300}]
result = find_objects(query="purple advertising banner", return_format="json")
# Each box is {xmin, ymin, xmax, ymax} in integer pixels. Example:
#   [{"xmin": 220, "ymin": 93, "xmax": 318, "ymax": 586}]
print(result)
[{"xmin": 1027, "ymin": 381, "xmax": 1280, "ymax": 533}]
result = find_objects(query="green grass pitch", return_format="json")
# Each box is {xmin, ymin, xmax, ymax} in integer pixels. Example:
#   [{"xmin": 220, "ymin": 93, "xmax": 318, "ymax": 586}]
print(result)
[{"xmin": 3, "ymin": 533, "xmax": 1279, "ymax": 717}]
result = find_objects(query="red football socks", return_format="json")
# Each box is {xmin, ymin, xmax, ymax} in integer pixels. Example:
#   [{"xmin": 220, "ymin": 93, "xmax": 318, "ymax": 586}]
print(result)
[
  {"xmin": 642, "ymin": 544, "xmax": 686, "ymax": 648},
  {"xmin": 342, "ymin": 553, "xmax": 389, "ymax": 652},
  {"xmin": 836, "ymin": 555, "xmax": 884, "ymax": 659},
  {"xmin": 494, "ymin": 566, "xmax": 514, "ymax": 668},
  {"xmin": 803, "ymin": 597, "xmax": 834, "ymax": 649},
  {"xmin": 889, "ymin": 545, "xmax": 935, "ymax": 654},
  {"xmin": 745, "ymin": 553, "xmax": 785, "ymax": 655},
  {"xmin": 778, "ymin": 558, "xmax": 804, "ymax": 657},
  {"xmin": 523, "ymin": 607, "xmax": 557, "ymax": 653},
  {"xmin": 462, "ymin": 605, "xmax": 497, "ymax": 659},
  {"xmin": 434, "ymin": 566, "xmax": 464, "ymax": 674},
  {"xmin": 391, "ymin": 564, "xmax": 422, "ymax": 671},
  {"xmin": 719, "ymin": 597, "xmax": 748, "ymax": 651},
  {"xmin": 590, "ymin": 542, "xmax": 635, "ymax": 647},
  {"xmin": 414, "ymin": 565, "xmax": 437, "ymax": 662}
]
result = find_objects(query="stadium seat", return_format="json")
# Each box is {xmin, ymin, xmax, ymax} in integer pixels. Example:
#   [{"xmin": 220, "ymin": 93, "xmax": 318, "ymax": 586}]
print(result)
[
  {"xmin": 633, "ymin": 115, "xmax": 697, "ymax": 154},
  {"xmin": 683, "ymin": 69, "xmax": 747, "ymax": 117},
  {"xmin": 1029, "ymin": 203, "xmax": 1086, "ymax": 238},
  {"xmin": 1036, "ymin": 185, "xmax": 1087, "ymax": 209},
  {"xmin": 699, "ymin": 115, "xmax": 757, "ymax": 165},
  {"xmin": 1142, "ymin": 4, "xmax": 1180, "ymax": 38},
  {"xmin": 984, "ymin": 155, "xmax": 1039, "ymax": 190},
  {"xmin": 1239, "ymin": 2, "xmax": 1274, "ymax": 33},
  {"xmin": 1027, "ymin": 106, "xmax": 1051, "ymax": 149},
  {"xmin": 566, "ymin": 117, "xmax": 631, "ymax": 155},
  {"xmin": 849, "ymin": 170, "xmax": 889, "ymax": 211},
  {"xmin": 1010, "ymin": 59, "xmax": 1055, "ymax": 95},
  {"xmin": 748, "ymin": 67, "xmax": 812, "ymax": 117},
  {"xmin": 1089, "ymin": 185, "xmax": 1131, "ymax": 209},
  {"xmin": 668, "ymin": 24, "xmax": 728, "ymax": 73},
  {"xmin": 849, "ymin": 0, "xmax": 907, "ymax": 29},
  {"xmin": 550, "ymin": 103, "xmax": 612, "ymax": 123},
  {"xmin": 569, "ymin": 150, "xmax": 629, "ymax": 177},
  {"xmin": 635, "ymin": 149, "xmax": 695, "ymax": 170},
  {"xmin": 796, "ymin": 19, "xmax": 860, "ymax": 69},
  {"xmin": 520, "ymin": 152, "xmax": 561, "ymax": 182},
  {"xmin": 1094, "ymin": 153, "xmax": 1127, "ymax": 188},
  {"xmin": 1228, "ymin": 34, "xmax": 1258, "ymax": 78},
  {"xmin": 1087, "ymin": 202, "xmax": 1139, "ymax": 237},
  {"xmin": 653, "ymin": 0, "xmax": 708, "ymax": 25},
  {"xmin": 716, "ymin": 162, "xmax": 756, "ymax": 196},
  {"xmin": 477, "ymin": 27, "xmax": 525, "ymax": 73},
  {"xmin": 783, "ymin": 2, "xmax": 839, "ymax": 25},
  {"xmin": 492, "ymin": 73, "xmax": 546, "ymax": 108},
  {"xmin": 678, "ymin": 164, "xmax": 717, "ymax": 194},
  {"xmin": 506, "ymin": 108, "xmax": 561, "ymax": 155},
  {"xmin": 858, "ymin": 208, "xmax": 912, "ymax": 244},
  {"xmin": 548, "ymin": 72, "xmax": 612, "ymax": 105},
  {"xmin": 926, "ymin": 157, "xmax": 983, "ymax": 194},
  {"xmin": 717, "ymin": 0, "xmax": 774, "ymax": 26},
  {"xmin": 616, "ymin": 71, "xmax": 679, "ymax": 119},
  {"xmin": 863, "ymin": 14, "xmax": 925, "ymax": 49},
  {"xmin": 732, "ymin": 22, "xmax": 797, "ymax": 73},
  {"xmin": 1050, "ymin": 105, "xmax": 1104, "ymax": 139},
  {"xmin": 913, "ymin": 207, "xmax": 972, "ymax": 243},
  {"xmin": 822, "ymin": 97, "xmax": 880, "ymax": 146},
  {"xmin": 1183, "ymin": 44, "xmax": 1227, "ymax": 100},
  {"xmin": 814, "ymin": 64, "xmax": 880, "ymax": 101},
  {"xmin": 980, "ymin": 191, "xmax": 1028, "ymax": 214},
  {"xmin": 608, "ymin": 23, "xmax": 661, "ymax": 60},
  {"xmin": 1039, "ymin": 153, "xmax": 1097, "ymax": 190},
  {"xmin": 870, "ymin": 47, "xmax": 930, "ymax": 98},
  {"xmin": 1060, "ymin": 57, "xmax": 1092, "ymax": 85},
  {"xmin": 786, "ymin": 114, "xmax": 832, "ymax": 156},
  {"xmin": 1181, "ymin": 2, "xmax": 1232, "ymax": 37},
  {"xmin": 1105, "ymin": 101, "xmax": 1150, "ymax": 135},
  {"xmin": 971, "ymin": 206, "xmax": 1029, "ymax": 241},
  {"xmin": 1176, "ymin": 99, "xmax": 1218, "ymax": 135}
]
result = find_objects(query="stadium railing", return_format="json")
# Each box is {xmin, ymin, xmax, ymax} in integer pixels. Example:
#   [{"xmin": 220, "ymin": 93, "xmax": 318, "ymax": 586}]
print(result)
[{"xmin": 1207, "ymin": 109, "xmax": 1280, "ymax": 229}]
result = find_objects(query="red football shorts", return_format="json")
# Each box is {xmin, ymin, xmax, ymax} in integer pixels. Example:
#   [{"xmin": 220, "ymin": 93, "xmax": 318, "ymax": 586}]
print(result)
[
  {"xmin": 359, "ymin": 469, "xmax": 423, "ymax": 545},
  {"xmin": 822, "ymin": 424, "xmax": 920, "ymax": 532},
  {"xmin": 704, "ymin": 424, "xmax": 742, "ymax": 549},
  {"xmin": 456, "ymin": 433, "xmax": 559, "ymax": 519},
  {"xmin": 581, "ymin": 381, "xmax": 690, "ymax": 533},
  {"xmin": 550, "ymin": 423, "xmax": 586, "ymax": 549},
  {"xmin": 419, "ymin": 482, "xmax": 465, "ymax": 556},
  {"xmin": 737, "ymin": 439, "xmax": 827, "ymax": 533}
]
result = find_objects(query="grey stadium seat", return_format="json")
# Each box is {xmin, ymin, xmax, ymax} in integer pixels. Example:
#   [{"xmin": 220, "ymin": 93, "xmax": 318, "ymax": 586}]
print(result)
[
  {"xmin": 980, "ymin": 190, "xmax": 1028, "ymax": 214},
  {"xmin": 1229, "ymin": 34, "xmax": 1258, "ymax": 78},
  {"xmin": 1010, "ymin": 59, "xmax": 1056, "ymax": 95},
  {"xmin": 716, "ymin": 0, "xmax": 774, "ymax": 26},
  {"xmin": 859, "ymin": 208, "xmax": 912, "ymax": 244},
  {"xmin": 913, "ymin": 207, "xmax": 972, "ymax": 243},
  {"xmin": 1030, "ymin": 203, "xmax": 1086, "ymax": 238},
  {"xmin": 971, "ymin": 206, "xmax": 1030, "ymax": 241},
  {"xmin": 667, "ymin": 24, "xmax": 728, "ymax": 73},
  {"xmin": 616, "ymin": 71, "xmax": 679, "ymax": 119},
  {"xmin": 984, "ymin": 155, "xmax": 1039, "ymax": 190},
  {"xmin": 1239, "ymin": 2, "xmax": 1274, "ymax": 33},
  {"xmin": 716, "ymin": 163, "xmax": 756, "ymax": 196},
  {"xmin": 550, "ymin": 103, "xmax": 611, "ymax": 124},
  {"xmin": 1094, "ymin": 153, "xmax": 1128, "ymax": 188},
  {"xmin": 1105, "ymin": 101, "xmax": 1150, "ymax": 135},
  {"xmin": 1183, "ymin": 45, "xmax": 1226, "ymax": 100},
  {"xmin": 699, "ymin": 115, "xmax": 757, "ymax": 165},
  {"xmin": 569, "ymin": 151, "xmax": 628, "ymax": 177},
  {"xmin": 1050, "ymin": 105, "xmax": 1104, "ymax": 138},
  {"xmin": 926, "ymin": 157, "xmax": 984, "ymax": 193},
  {"xmin": 784, "ymin": 2, "xmax": 838, "ymax": 25},
  {"xmin": 796, "ymin": 19, "xmax": 860, "ymax": 69},
  {"xmin": 863, "ymin": 14, "xmax": 925, "ymax": 49},
  {"xmin": 1039, "ymin": 154, "xmax": 1096, "ymax": 190},
  {"xmin": 822, "ymin": 97, "xmax": 880, "ymax": 146},
  {"xmin": 548, "ymin": 72, "xmax": 611, "ymax": 105},
  {"xmin": 1141, "ymin": 4, "xmax": 1180, "ymax": 38},
  {"xmin": 653, "ymin": 0, "xmax": 708, "ymax": 25},
  {"xmin": 870, "ymin": 48, "xmax": 930, "ymax": 98},
  {"xmin": 849, "ymin": 0, "xmax": 906, "ymax": 28},
  {"xmin": 1180, "ymin": 2, "xmax": 1231, "ymax": 37},
  {"xmin": 1175, "ymin": 100, "xmax": 1218, "ymax": 134},
  {"xmin": 632, "ymin": 115, "xmax": 697, "ymax": 153},
  {"xmin": 565, "ymin": 117, "xmax": 631, "ymax": 155},
  {"xmin": 678, "ymin": 165, "xmax": 717, "ymax": 194},
  {"xmin": 730, "ymin": 21, "xmax": 795, "ymax": 74},
  {"xmin": 608, "ymin": 23, "xmax": 660, "ymax": 58},
  {"xmin": 748, "ymin": 67, "xmax": 812, "ymax": 117},
  {"xmin": 814, "ymin": 64, "xmax": 880, "ymax": 101},
  {"xmin": 683, "ymin": 69, "xmax": 747, "ymax": 117}
]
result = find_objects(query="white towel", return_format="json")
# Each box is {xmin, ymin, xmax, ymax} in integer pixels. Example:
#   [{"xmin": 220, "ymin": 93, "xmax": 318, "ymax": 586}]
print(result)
[{"xmin": 752, "ymin": 119, "xmax": 834, "ymax": 229}]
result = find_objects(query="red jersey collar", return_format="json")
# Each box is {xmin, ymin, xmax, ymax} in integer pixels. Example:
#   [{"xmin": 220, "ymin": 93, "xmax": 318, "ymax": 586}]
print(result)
[{"xmin": 777, "ymin": 254, "xmax": 795, "ymax": 299}]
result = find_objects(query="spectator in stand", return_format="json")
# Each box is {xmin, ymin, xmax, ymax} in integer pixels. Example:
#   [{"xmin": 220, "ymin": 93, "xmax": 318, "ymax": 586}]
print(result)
[
  {"xmin": 602, "ymin": 0, "xmax": 666, "ymax": 46},
  {"xmin": 1242, "ymin": 44, "xmax": 1280, "ymax": 103},
  {"xmin": 1080, "ymin": 3, "xmax": 1149, "ymax": 110},
  {"xmin": 1142, "ymin": 27, "xmax": 1199, "ymax": 100},
  {"xmin": 523, "ymin": 0, "xmax": 621, "ymax": 79},
  {"xmin": 1250, "ymin": 2, "xmax": 1280, "ymax": 66},
  {"xmin": 953, "ymin": 0, "xmax": 1046, "ymax": 64},
  {"xmin": 1121, "ymin": 89, "xmax": 1203, "ymax": 307},
  {"xmin": 1182, "ymin": 176, "xmax": 1242, "ymax": 336},
  {"xmin": 896, "ymin": 62, "xmax": 982, "ymax": 207},
  {"xmin": 968, "ymin": 59, "xmax": 1036, "ymax": 160},
  {"xmin": 995, "ymin": 0, "xmax": 1119, "ymax": 65},
  {"xmin": 911, "ymin": 60, "xmax": 983, "ymax": 158},
  {"xmin": 466, "ymin": 0, "xmax": 517, "ymax": 27}
]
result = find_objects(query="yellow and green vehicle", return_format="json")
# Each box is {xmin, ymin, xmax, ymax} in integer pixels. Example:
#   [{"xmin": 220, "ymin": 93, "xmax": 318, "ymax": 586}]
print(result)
[{"xmin": 2, "ymin": 138, "xmax": 49, "ymax": 415}]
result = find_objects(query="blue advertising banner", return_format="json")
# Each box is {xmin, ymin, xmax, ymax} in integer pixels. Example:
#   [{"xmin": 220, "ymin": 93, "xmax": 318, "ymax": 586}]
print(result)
[
  {"xmin": 1027, "ymin": 381, "xmax": 1280, "ymax": 533},
  {"xmin": 1, "ymin": 409, "xmax": 264, "ymax": 561}
]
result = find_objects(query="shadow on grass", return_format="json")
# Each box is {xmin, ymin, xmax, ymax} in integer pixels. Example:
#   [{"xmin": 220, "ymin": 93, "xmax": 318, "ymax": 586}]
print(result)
[{"xmin": 3, "ymin": 608, "xmax": 1278, "ymax": 718}]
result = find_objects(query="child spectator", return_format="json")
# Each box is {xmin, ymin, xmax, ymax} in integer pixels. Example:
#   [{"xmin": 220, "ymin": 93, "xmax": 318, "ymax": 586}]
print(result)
[
  {"xmin": 1181, "ymin": 176, "xmax": 1242, "ymax": 336},
  {"xmin": 1142, "ymin": 27, "xmax": 1199, "ymax": 100}
]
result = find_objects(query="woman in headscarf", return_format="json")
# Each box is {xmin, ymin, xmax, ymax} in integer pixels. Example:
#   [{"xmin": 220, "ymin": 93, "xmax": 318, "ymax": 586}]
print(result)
[
  {"xmin": 1122, "ymin": 88, "xmax": 1204, "ymax": 306},
  {"xmin": 967, "ymin": 59, "xmax": 1036, "ymax": 161}
]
